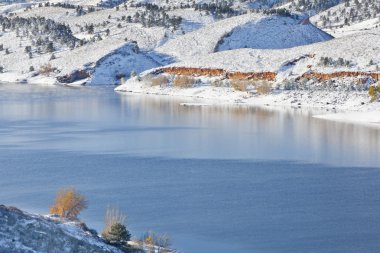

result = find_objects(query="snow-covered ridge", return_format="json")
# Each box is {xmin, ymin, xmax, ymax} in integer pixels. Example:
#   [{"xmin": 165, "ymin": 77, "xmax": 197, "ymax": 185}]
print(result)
[
  {"xmin": 157, "ymin": 30, "xmax": 380, "ymax": 75},
  {"xmin": 156, "ymin": 13, "xmax": 333, "ymax": 61},
  {"xmin": 0, "ymin": 205, "xmax": 123, "ymax": 253},
  {"xmin": 216, "ymin": 16, "xmax": 332, "ymax": 51},
  {"xmin": 310, "ymin": 0, "xmax": 380, "ymax": 37}
]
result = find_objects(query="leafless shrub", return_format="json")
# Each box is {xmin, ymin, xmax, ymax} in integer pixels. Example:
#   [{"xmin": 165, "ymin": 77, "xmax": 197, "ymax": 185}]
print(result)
[
  {"xmin": 140, "ymin": 231, "xmax": 172, "ymax": 253},
  {"xmin": 150, "ymin": 75, "xmax": 169, "ymax": 86},
  {"xmin": 211, "ymin": 79, "xmax": 224, "ymax": 87},
  {"xmin": 172, "ymin": 75, "xmax": 194, "ymax": 88},
  {"xmin": 102, "ymin": 206, "xmax": 127, "ymax": 238},
  {"xmin": 230, "ymin": 80, "xmax": 251, "ymax": 91},
  {"xmin": 39, "ymin": 63, "xmax": 56, "ymax": 76},
  {"xmin": 256, "ymin": 81, "xmax": 272, "ymax": 94}
]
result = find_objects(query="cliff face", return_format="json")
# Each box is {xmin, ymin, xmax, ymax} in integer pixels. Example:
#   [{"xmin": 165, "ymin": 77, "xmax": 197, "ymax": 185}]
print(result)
[
  {"xmin": 159, "ymin": 67, "xmax": 379, "ymax": 83},
  {"xmin": 301, "ymin": 71, "xmax": 380, "ymax": 81},
  {"xmin": 0, "ymin": 205, "xmax": 121, "ymax": 253},
  {"xmin": 160, "ymin": 67, "xmax": 277, "ymax": 81}
]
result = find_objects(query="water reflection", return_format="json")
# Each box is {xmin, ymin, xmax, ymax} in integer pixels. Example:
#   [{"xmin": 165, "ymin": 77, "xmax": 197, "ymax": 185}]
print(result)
[
  {"xmin": 1, "ymin": 83, "xmax": 380, "ymax": 253},
  {"xmin": 0, "ymin": 83, "xmax": 379, "ymax": 166}
]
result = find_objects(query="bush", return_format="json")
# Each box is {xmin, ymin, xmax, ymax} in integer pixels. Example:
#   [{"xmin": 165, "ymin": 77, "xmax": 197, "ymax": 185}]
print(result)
[
  {"xmin": 102, "ymin": 206, "xmax": 128, "ymax": 238},
  {"xmin": 130, "ymin": 70, "xmax": 137, "ymax": 77},
  {"xmin": 230, "ymin": 80, "xmax": 250, "ymax": 91},
  {"xmin": 150, "ymin": 75, "xmax": 168, "ymax": 86},
  {"xmin": 211, "ymin": 79, "xmax": 224, "ymax": 87},
  {"xmin": 49, "ymin": 187, "xmax": 87, "ymax": 220},
  {"xmin": 102, "ymin": 206, "xmax": 131, "ymax": 250},
  {"xmin": 173, "ymin": 76, "xmax": 194, "ymax": 88},
  {"xmin": 39, "ymin": 63, "xmax": 56, "ymax": 76},
  {"xmin": 368, "ymin": 84, "xmax": 380, "ymax": 102},
  {"xmin": 106, "ymin": 223, "xmax": 131, "ymax": 244},
  {"xmin": 256, "ymin": 81, "xmax": 272, "ymax": 94},
  {"xmin": 141, "ymin": 231, "xmax": 171, "ymax": 253}
]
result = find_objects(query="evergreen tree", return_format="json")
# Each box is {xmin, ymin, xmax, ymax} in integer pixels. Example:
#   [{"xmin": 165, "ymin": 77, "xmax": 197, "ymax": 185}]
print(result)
[{"xmin": 105, "ymin": 223, "xmax": 131, "ymax": 244}]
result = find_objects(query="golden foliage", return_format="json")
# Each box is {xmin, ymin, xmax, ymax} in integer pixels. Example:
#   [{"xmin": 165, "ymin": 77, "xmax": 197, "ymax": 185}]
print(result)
[
  {"xmin": 141, "ymin": 231, "xmax": 171, "ymax": 253},
  {"xmin": 145, "ymin": 235, "xmax": 154, "ymax": 245},
  {"xmin": 369, "ymin": 84, "xmax": 380, "ymax": 102},
  {"xmin": 49, "ymin": 187, "xmax": 87, "ymax": 220}
]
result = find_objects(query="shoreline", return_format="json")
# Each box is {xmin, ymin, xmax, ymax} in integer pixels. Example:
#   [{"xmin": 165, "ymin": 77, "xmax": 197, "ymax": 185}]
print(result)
[
  {"xmin": 1, "ymin": 79, "xmax": 379, "ymax": 127},
  {"xmin": 115, "ymin": 80, "xmax": 380, "ymax": 127}
]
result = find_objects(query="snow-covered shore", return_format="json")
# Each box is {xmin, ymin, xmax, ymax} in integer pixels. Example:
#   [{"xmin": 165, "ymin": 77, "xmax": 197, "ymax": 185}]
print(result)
[{"xmin": 115, "ymin": 78, "xmax": 380, "ymax": 127}]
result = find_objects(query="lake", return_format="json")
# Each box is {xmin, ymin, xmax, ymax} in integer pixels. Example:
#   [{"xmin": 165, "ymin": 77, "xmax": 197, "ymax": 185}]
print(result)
[{"xmin": 0, "ymin": 83, "xmax": 380, "ymax": 253}]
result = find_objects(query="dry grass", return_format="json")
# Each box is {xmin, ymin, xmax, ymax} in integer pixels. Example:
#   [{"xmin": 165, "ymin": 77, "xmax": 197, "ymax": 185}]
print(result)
[
  {"xmin": 150, "ymin": 75, "xmax": 169, "ymax": 86},
  {"xmin": 39, "ymin": 63, "xmax": 56, "ymax": 76},
  {"xmin": 172, "ymin": 75, "xmax": 194, "ymax": 88},
  {"xmin": 256, "ymin": 81, "xmax": 272, "ymax": 94},
  {"xmin": 230, "ymin": 80, "xmax": 251, "ymax": 91},
  {"xmin": 102, "ymin": 206, "xmax": 127, "ymax": 237}
]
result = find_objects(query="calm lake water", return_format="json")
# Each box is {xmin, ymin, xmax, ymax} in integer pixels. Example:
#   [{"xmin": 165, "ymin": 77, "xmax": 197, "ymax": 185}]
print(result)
[{"xmin": 1, "ymin": 83, "xmax": 380, "ymax": 253}]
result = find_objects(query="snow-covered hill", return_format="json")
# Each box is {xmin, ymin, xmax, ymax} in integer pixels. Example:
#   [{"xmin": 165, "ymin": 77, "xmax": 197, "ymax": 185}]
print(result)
[
  {"xmin": 310, "ymin": 0, "xmax": 380, "ymax": 37},
  {"xmin": 115, "ymin": 28, "xmax": 380, "ymax": 114},
  {"xmin": 157, "ymin": 13, "xmax": 333, "ymax": 61},
  {"xmin": 165, "ymin": 30, "xmax": 379, "ymax": 74},
  {"xmin": 0, "ymin": 0, "xmax": 379, "ymax": 92},
  {"xmin": 0, "ymin": 205, "xmax": 122, "ymax": 253},
  {"xmin": 216, "ymin": 15, "xmax": 332, "ymax": 51}
]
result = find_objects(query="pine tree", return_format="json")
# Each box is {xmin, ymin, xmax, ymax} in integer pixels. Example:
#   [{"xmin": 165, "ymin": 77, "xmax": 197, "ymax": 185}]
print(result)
[{"xmin": 106, "ymin": 223, "xmax": 131, "ymax": 244}]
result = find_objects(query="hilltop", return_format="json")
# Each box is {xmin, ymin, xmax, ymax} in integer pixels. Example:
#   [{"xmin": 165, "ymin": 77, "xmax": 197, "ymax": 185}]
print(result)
[{"xmin": 0, "ymin": 205, "xmax": 123, "ymax": 253}]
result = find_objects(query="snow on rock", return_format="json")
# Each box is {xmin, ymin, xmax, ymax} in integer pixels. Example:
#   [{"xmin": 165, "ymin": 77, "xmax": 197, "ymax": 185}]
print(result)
[
  {"xmin": 90, "ymin": 43, "xmax": 160, "ymax": 85},
  {"xmin": 0, "ymin": 205, "xmax": 123, "ymax": 253}
]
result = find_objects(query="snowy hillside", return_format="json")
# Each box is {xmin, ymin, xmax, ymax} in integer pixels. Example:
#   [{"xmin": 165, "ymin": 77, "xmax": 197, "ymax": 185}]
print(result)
[
  {"xmin": 0, "ymin": 205, "xmax": 123, "ymax": 253},
  {"xmin": 216, "ymin": 15, "xmax": 332, "ymax": 51},
  {"xmin": 279, "ymin": 0, "xmax": 341, "ymax": 13},
  {"xmin": 0, "ymin": 0, "xmax": 380, "ymax": 93},
  {"xmin": 156, "ymin": 13, "xmax": 258, "ymax": 60},
  {"xmin": 151, "ymin": 30, "xmax": 380, "ymax": 78},
  {"xmin": 115, "ymin": 29, "xmax": 380, "ymax": 114},
  {"xmin": 157, "ymin": 13, "xmax": 332, "ymax": 61},
  {"xmin": 310, "ymin": 0, "xmax": 380, "ymax": 37}
]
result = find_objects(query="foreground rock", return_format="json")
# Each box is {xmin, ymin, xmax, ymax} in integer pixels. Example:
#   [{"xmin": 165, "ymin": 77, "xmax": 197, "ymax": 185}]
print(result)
[{"xmin": 0, "ymin": 205, "xmax": 123, "ymax": 253}]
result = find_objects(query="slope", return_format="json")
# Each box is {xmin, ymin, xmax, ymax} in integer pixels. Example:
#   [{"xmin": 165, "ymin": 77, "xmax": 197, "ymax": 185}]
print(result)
[
  {"xmin": 216, "ymin": 15, "xmax": 333, "ymax": 51},
  {"xmin": 0, "ymin": 205, "xmax": 122, "ymax": 253},
  {"xmin": 157, "ymin": 13, "xmax": 333, "ymax": 61}
]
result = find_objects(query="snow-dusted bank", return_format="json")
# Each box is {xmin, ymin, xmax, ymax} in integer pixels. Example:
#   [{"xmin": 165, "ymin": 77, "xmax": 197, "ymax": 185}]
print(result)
[{"xmin": 115, "ymin": 76, "xmax": 380, "ymax": 127}]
